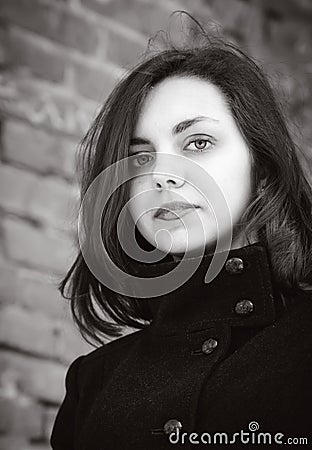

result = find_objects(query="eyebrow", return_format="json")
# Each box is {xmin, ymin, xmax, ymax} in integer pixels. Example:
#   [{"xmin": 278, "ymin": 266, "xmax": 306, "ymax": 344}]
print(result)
[
  {"xmin": 172, "ymin": 115, "xmax": 218, "ymax": 135},
  {"xmin": 130, "ymin": 115, "xmax": 219, "ymax": 146}
]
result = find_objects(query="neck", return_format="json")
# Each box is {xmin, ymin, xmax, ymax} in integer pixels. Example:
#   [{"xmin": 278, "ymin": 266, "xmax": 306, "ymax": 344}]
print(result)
[
  {"xmin": 171, "ymin": 234, "xmax": 256, "ymax": 262},
  {"xmin": 143, "ymin": 240, "xmax": 284, "ymax": 336}
]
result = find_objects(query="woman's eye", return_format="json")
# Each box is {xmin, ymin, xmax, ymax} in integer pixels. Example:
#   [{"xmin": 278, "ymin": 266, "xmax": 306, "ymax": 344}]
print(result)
[
  {"xmin": 131, "ymin": 152, "xmax": 154, "ymax": 167},
  {"xmin": 184, "ymin": 137, "xmax": 215, "ymax": 152}
]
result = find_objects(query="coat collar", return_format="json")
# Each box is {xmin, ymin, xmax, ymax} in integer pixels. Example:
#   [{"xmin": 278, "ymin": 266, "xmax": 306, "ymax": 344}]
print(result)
[{"xmin": 135, "ymin": 241, "xmax": 286, "ymax": 336}]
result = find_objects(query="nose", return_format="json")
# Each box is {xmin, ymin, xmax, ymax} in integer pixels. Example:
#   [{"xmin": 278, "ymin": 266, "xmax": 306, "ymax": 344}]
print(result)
[
  {"xmin": 152, "ymin": 172, "xmax": 185, "ymax": 191},
  {"xmin": 150, "ymin": 151, "xmax": 186, "ymax": 191}
]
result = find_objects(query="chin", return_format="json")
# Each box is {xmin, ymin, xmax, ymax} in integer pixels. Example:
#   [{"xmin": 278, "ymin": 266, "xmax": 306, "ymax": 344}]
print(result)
[
  {"xmin": 168, "ymin": 239, "xmax": 207, "ymax": 258},
  {"xmin": 141, "ymin": 223, "xmax": 217, "ymax": 257}
]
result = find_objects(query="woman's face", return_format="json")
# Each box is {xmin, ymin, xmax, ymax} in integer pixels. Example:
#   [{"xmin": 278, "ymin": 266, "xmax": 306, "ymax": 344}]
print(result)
[{"xmin": 128, "ymin": 76, "xmax": 254, "ymax": 259}]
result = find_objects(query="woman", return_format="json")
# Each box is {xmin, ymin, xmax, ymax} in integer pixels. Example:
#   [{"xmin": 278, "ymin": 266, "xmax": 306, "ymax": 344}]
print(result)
[{"xmin": 50, "ymin": 19, "xmax": 312, "ymax": 450}]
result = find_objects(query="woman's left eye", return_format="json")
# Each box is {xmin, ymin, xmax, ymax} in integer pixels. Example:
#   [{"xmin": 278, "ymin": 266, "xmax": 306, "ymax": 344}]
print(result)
[{"xmin": 184, "ymin": 137, "xmax": 215, "ymax": 152}]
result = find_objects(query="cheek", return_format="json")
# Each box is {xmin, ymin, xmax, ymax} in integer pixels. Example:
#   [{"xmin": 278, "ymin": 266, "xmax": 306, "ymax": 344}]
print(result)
[
  {"xmin": 128, "ymin": 178, "xmax": 148, "ymax": 221},
  {"xmin": 130, "ymin": 175, "xmax": 147, "ymax": 194},
  {"xmin": 201, "ymin": 149, "xmax": 252, "ymax": 213},
  {"xmin": 220, "ymin": 156, "xmax": 253, "ymax": 215}
]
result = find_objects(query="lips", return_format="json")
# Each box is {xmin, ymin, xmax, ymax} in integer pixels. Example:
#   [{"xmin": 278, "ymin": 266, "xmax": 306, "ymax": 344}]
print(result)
[{"xmin": 154, "ymin": 201, "xmax": 200, "ymax": 219}]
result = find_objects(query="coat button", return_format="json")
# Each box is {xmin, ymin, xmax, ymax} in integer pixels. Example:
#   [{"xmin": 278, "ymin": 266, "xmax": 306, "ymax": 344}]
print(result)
[
  {"xmin": 234, "ymin": 299, "xmax": 254, "ymax": 315},
  {"xmin": 225, "ymin": 257, "xmax": 244, "ymax": 274},
  {"xmin": 163, "ymin": 419, "xmax": 182, "ymax": 435},
  {"xmin": 201, "ymin": 338, "xmax": 218, "ymax": 354}
]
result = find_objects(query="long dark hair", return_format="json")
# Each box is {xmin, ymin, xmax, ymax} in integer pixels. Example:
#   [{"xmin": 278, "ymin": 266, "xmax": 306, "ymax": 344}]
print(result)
[{"xmin": 60, "ymin": 17, "xmax": 312, "ymax": 346}]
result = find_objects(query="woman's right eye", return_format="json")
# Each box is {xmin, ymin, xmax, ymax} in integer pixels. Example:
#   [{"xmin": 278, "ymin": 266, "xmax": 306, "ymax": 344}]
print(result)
[{"xmin": 131, "ymin": 152, "xmax": 154, "ymax": 168}]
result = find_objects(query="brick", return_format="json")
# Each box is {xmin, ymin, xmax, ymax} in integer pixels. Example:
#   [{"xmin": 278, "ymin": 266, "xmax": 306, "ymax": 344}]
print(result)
[
  {"xmin": 62, "ymin": 9, "xmax": 99, "ymax": 55},
  {"xmin": 262, "ymin": 0, "xmax": 312, "ymax": 22},
  {"xmin": 0, "ymin": 75, "xmax": 97, "ymax": 136},
  {"xmin": 0, "ymin": 21, "xmax": 10, "ymax": 66},
  {"xmin": 0, "ymin": 304, "xmax": 92, "ymax": 365},
  {"xmin": 0, "ymin": 350, "xmax": 66, "ymax": 404},
  {"xmin": 3, "ymin": 217, "xmax": 76, "ymax": 274},
  {"xmin": 106, "ymin": 28, "xmax": 147, "ymax": 68},
  {"xmin": 0, "ymin": 164, "xmax": 38, "ymax": 215},
  {"xmin": 0, "ymin": 0, "xmax": 99, "ymax": 55},
  {"xmin": 267, "ymin": 18, "xmax": 312, "ymax": 62},
  {"xmin": 72, "ymin": 59, "xmax": 119, "ymax": 102},
  {"xmin": 267, "ymin": 65, "xmax": 297, "ymax": 103},
  {"xmin": 0, "ymin": 396, "xmax": 41, "ymax": 438},
  {"xmin": 28, "ymin": 177, "xmax": 79, "ymax": 231},
  {"xmin": 0, "ymin": 436, "xmax": 29, "ymax": 450},
  {"xmin": 0, "ymin": 305, "xmax": 62, "ymax": 358},
  {"xmin": 6, "ymin": 26, "xmax": 66, "ymax": 83},
  {"xmin": 212, "ymin": 0, "xmax": 250, "ymax": 29},
  {"xmin": 2, "ymin": 121, "xmax": 79, "ymax": 179},
  {"xmin": 81, "ymin": 0, "xmax": 173, "ymax": 37},
  {"xmin": 212, "ymin": 0, "xmax": 264, "ymax": 50},
  {"xmin": 24, "ymin": 444, "xmax": 51, "ymax": 450},
  {"xmin": 42, "ymin": 407, "xmax": 58, "ymax": 442},
  {"xmin": 51, "ymin": 89, "xmax": 100, "ymax": 135},
  {"xmin": 174, "ymin": 0, "xmax": 212, "ymax": 23},
  {"xmin": 0, "ymin": 263, "xmax": 68, "ymax": 320},
  {"xmin": 0, "ymin": 164, "xmax": 79, "ymax": 231},
  {"xmin": 55, "ymin": 319, "xmax": 95, "ymax": 363}
]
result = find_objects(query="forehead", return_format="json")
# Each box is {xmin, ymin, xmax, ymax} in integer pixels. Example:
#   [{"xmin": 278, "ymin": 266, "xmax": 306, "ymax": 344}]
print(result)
[{"xmin": 134, "ymin": 76, "xmax": 230, "ymax": 135}]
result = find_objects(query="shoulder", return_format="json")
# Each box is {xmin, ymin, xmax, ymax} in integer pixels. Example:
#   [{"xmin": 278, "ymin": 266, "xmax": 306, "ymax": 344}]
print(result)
[
  {"xmin": 66, "ymin": 291, "xmax": 312, "ymax": 382},
  {"xmin": 255, "ymin": 290, "xmax": 312, "ymax": 369},
  {"xmin": 281, "ymin": 288, "xmax": 312, "ymax": 327},
  {"xmin": 72, "ymin": 328, "xmax": 147, "ymax": 385},
  {"xmin": 82, "ymin": 327, "xmax": 146, "ymax": 361},
  {"xmin": 272, "ymin": 289, "xmax": 312, "ymax": 341}
]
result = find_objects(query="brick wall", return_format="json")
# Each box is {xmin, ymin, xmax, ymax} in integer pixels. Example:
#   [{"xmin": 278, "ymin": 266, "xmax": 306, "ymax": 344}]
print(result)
[{"xmin": 0, "ymin": 0, "xmax": 311, "ymax": 448}]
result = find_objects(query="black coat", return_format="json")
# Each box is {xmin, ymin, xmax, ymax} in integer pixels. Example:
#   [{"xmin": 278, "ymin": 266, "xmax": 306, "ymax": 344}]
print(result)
[{"xmin": 50, "ymin": 242, "xmax": 312, "ymax": 449}]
